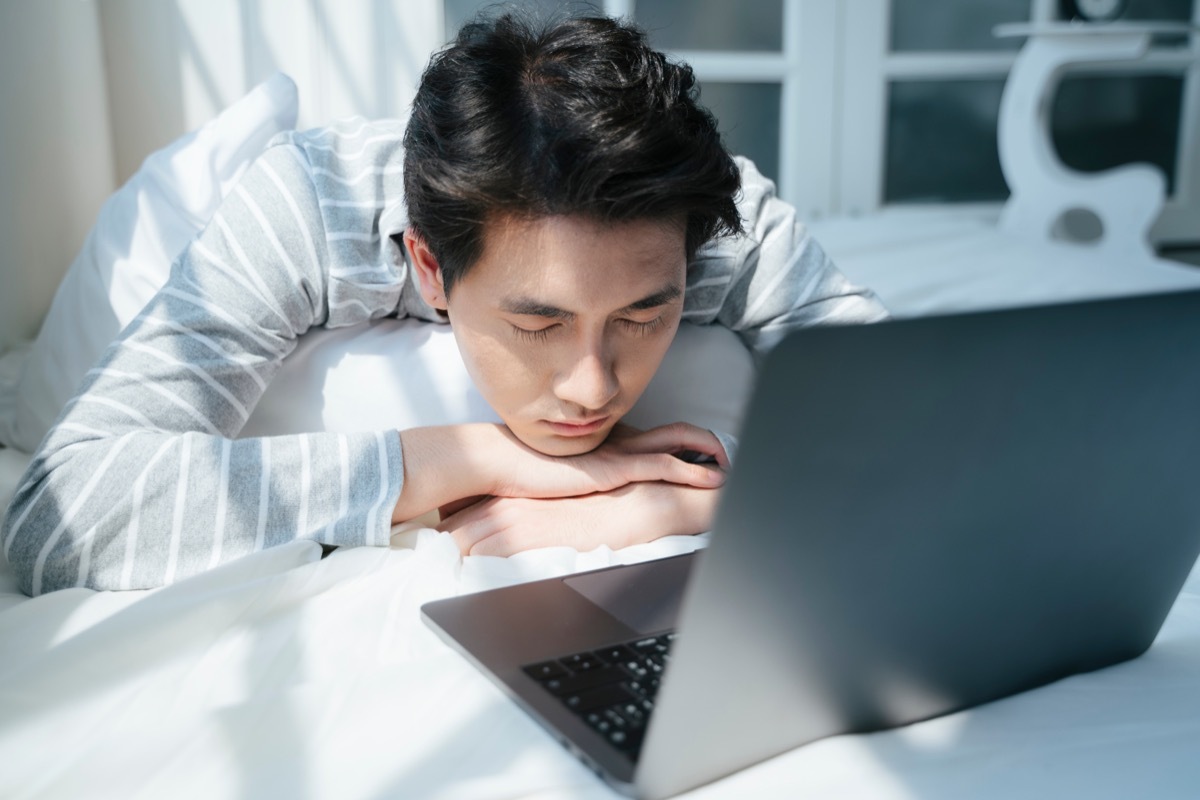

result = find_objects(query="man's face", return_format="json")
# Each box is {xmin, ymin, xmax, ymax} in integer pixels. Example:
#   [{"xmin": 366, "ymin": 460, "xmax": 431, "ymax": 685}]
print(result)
[{"xmin": 409, "ymin": 215, "xmax": 687, "ymax": 456}]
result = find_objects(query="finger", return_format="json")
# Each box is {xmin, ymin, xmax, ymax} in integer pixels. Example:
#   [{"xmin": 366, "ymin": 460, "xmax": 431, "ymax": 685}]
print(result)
[
  {"xmin": 621, "ymin": 453, "xmax": 726, "ymax": 489},
  {"xmin": 438, "ymin": 494, "xmax": 488, "ymax": 520},
  {"xmin": 616, "ymin": 422, "xmax": 719, "ymax": 454},
  {"xmin": 617, "ymin": 423, "xmax": 730, "ymax": 468},
  {"xmin": 469, "ymin": 524, "xmax": 568, "ymax": 557},
  {"xmin": 469, "ymin": 530, "xmax": 521, "ymax": 557},
  {"xmin": 604, "ymin": 422, "xmax": 644, "ymax": 441},
  {"xmin": 441, "ymin": 499, "xmax": 503, "ymax": 554}
]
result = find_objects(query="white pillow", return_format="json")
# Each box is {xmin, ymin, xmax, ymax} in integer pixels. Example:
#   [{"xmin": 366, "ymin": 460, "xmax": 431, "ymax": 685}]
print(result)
[
  {"xmin": 1, "ymin": 73, "xmax": 299, "ymax": 453},
  {"xmin": 240, "ymin": 320, "xmax": 755, "ymax": 439}
]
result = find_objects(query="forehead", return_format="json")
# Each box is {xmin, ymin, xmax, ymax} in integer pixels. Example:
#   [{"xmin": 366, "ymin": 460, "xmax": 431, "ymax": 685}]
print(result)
[{"xmin": 466, "ymin": 214, "xmax": 687, "ymax": 310}]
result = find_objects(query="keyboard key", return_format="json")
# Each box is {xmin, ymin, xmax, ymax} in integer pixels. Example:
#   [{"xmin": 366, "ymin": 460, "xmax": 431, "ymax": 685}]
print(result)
[
  {"xmin": 585, "ymin": 711, "xmax": 613, "ymax": 735},
  {"xmin": 563, "ymin": 684, "xmax": 636, "ymax": 713},
  {"xmin": 621, "ymin": 679, "xmax": 648, "ymax": 698},
  {"xmin": 618, "ymin": 702, "xmax": 646, "ymax": 727},
  {"xmin": 544, "ymin": 666, "xmax": 623, "ymax": 696},
  {"xmin": 603, "ymin": 708, "xmax": 628, "ymax": 729},
  {"xmin": 622, "ymin": 675, "xmax": 660, "ymax": 699},
  {"xmin": 609, "ymin": 727, "xmax": 645, "ymax": 753},
  {"xmin": 560, "ymin": 652, "xmax": 603, "ymax": 672},
  {"xmin": 597, "ymin": 644, "xmax": 637, "ymax": 664},
  {"xmin": 621, "ymin": 660, "xmax": 649, "ymax": 680},
  {"xmin": 523, "ymin": 661, "xmax": 568, "ymax": 681}
]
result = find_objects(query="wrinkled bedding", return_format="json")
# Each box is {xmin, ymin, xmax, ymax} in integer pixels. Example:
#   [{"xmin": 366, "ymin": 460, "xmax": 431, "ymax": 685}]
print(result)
[{"xmin": 1, "ymin": 456, "xmax": 1198, "ymax": 799}]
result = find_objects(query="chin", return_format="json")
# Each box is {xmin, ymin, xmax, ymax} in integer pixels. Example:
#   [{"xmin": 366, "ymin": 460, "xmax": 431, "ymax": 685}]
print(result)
[{"xmin": 515, "ymin": 427, "xmax": 609, "ymax": 458}]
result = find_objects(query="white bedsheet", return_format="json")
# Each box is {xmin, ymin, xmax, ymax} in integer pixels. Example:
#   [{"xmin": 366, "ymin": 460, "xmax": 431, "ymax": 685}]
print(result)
[
  {"xmin": 0, "ymin": 513, "xmax": 1197, "ymax": 800},
  {"xmin": 4, "ymin": 214, "xmax": 1200, "ymax": 798}
]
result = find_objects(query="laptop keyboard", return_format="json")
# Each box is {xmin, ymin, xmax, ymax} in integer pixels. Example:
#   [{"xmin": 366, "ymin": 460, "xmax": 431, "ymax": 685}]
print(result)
[{"xmin": 522, "ymin": 632, "xmax": 675, "ymax": 758}]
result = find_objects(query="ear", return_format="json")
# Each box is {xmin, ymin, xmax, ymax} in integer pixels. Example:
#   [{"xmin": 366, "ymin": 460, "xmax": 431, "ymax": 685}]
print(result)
[{"xmin": 404, "ymin": 227, "xmax": 448, "ymax": 312}]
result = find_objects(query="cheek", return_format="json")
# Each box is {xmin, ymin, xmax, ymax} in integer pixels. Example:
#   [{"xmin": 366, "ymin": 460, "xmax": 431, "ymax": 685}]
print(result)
[
  {"xmin": 614, "ymin": 320, "xmax": 681, "ymax": 396},
  {"xmin": 451, "ymin": 324, "xmax": 547, "ymax": 414},
  {"xmin": 637, "ymin": 314, "xmax": 682, "ymax": 369}
]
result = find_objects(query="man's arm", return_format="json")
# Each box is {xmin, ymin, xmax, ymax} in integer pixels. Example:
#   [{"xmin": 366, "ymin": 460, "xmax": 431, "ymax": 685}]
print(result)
[
  {"xmin": 0, "ymin": 142, "xmax": 413, "ymax": 595},
  {"xmin": 392, "ymin": 422, "xmax": 726, "ymax": 527},
  {"xmin": 440, "ymin": 480, "xmax": 719, "ymax": 556},
  {"xmin": 431, "ymin": 423, "xmax": 729, "ymax": 555},
  {"xmin": 684, "ymin": 156, "xmax": 889, "ymax": 356}
]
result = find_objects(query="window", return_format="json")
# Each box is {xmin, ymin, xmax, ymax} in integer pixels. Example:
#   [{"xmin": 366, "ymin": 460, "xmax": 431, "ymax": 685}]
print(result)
[
  {"xmin": 442, "ymin": 0, "xmax": 1200, "ymax": 242},
  {"xmin": 841, "ymin": 0, "xmax": 1198, "ymax": 243}
]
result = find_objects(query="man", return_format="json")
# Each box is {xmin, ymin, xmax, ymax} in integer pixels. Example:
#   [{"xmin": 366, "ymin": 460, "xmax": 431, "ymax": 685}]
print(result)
[{"xmin": 2, "ymin": 13, "xmax": 885, "ymax": 596}]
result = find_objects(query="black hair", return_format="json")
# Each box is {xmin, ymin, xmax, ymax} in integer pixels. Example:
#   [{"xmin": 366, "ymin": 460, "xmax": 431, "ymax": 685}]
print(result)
[{"xmin": 402, "ymin": 11, "xmax": 743, "ymax": 293}]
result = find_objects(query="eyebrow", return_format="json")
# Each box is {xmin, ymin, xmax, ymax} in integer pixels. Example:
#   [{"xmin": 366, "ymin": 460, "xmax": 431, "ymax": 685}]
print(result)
[{"xmin": 501, "ymin": 284, "xmax": 683, "ymax": 320}]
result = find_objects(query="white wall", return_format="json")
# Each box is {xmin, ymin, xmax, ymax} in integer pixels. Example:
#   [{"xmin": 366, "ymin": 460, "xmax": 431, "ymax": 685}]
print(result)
[
  {"xmin": 0, "ymin": 0, "xmax": 443, "ymax": 354},
  {"xmin": 0, "ymin": 0, "xmax": 116, "ymax": 352},
  {"xmin": 98, "ymin": 0, "xmax": 443, "ymax": 184}
]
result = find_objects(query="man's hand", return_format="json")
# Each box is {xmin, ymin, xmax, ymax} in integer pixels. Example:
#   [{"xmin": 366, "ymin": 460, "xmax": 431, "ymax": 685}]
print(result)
[
  {"xmin": 490, "ymin": 421, "xmax": 730, "ymax": 498},
  {"xmin": 393, "ymin": 422, "xmax": 727, "ymax": 524},
  {"xmin": 438, "ymin": 480, "xmax": 722, "ymax": 556},
  {"xmin": 595, "ymin": 422, "xmax": 731, "ymax": 469}
]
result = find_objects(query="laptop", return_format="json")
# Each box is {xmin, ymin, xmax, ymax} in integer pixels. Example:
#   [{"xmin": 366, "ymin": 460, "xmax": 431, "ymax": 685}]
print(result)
[{"xmin": 422, "ymin": 290, "xmax": 1200, "ymax": 799}]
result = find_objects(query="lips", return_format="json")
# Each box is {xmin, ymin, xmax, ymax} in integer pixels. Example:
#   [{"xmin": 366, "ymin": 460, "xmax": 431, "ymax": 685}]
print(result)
[{"xmin": 544, "ymin": 416, "xmax": 610, "ymax": 437}]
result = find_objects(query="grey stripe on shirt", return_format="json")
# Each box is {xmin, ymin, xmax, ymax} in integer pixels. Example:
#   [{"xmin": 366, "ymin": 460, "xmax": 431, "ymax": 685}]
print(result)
[{"xmin": 2, "ymin": 117, "xmax": 886, "ymax": 595}]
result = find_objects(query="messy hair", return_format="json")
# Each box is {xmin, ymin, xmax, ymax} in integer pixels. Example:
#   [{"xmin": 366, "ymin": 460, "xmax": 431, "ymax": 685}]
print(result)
[{"xmin": 402, "ymin": 12, "xmax": 743, "ymax": 292}]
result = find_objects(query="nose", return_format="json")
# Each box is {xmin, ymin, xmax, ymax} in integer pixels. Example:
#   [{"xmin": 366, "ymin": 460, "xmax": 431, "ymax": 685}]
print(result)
[{"xmin": 554, "ymin": 342, "xmax": 619, "ymax": 412}]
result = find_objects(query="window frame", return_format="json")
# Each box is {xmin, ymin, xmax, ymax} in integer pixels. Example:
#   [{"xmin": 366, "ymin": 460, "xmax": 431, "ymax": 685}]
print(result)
[{"xmin": 508, "ymin": 0, "xmax": 1200, "ymax": 242}]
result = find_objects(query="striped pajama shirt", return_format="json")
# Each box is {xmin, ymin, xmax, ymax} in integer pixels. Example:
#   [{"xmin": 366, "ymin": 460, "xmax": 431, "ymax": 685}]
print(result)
[{"xmin": 2, "ymin": 117, "xmax": 887, "ymax": 595}]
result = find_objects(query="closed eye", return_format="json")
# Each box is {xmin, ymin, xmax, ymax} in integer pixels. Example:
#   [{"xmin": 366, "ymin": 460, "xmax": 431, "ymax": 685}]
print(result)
[
  {"xmin": 511, "ymin": 323, "xmax": 560, "ymax": 343},
  {"xmin": 618, "ymin": 316, "xmax": 665, "ymax": 336}
]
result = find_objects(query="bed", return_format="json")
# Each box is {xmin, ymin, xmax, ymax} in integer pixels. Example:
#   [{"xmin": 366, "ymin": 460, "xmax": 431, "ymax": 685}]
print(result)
[{"xmin": 2, "ymin": 75, "xmax": 1200, "ymax": 799}]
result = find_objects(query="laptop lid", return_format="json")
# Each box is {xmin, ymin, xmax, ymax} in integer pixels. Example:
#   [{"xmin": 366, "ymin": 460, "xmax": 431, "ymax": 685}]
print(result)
[{"xmin": 636, "ymin": 289, "xmax": 1200, "ymax": 797}]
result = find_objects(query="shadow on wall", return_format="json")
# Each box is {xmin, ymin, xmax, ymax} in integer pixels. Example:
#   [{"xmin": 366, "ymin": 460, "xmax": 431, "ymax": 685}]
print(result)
[
  {"xmin": 0, "ymin": 0, "xmax": 121, "ymax": 351},
  {"xmin": 99, "ymin": 0, "xmax": 214, "ymax": 183},
  {"xmin": 99, "ymin": 0, "xmax": 439, "ymax": 186}
]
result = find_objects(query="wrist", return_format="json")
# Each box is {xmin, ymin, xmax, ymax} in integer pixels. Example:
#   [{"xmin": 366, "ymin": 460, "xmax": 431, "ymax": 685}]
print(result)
[
  {"xmin": 664, "ymin": 482, "xmax": 721, "ymax": 537},
  {"xmin": 607, "ymin": 482, "xmax": 721, "ymax": 549},
  {"xmin": 620, "ymin": 482, "xmax": 721, "ymax": 542},
  {"xmin": 393, "ymin": 424, "xmax": 508, "ymax": 523}
]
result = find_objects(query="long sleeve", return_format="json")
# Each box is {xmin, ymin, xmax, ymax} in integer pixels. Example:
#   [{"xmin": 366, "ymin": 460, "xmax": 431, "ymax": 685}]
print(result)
[
  {"xmin": 2, "ymin": 122, "xmax": 420, "ymax": 595},
  {"xmin": 682, "ymin": 157, "xmax": 889, "ymax": 357}
]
